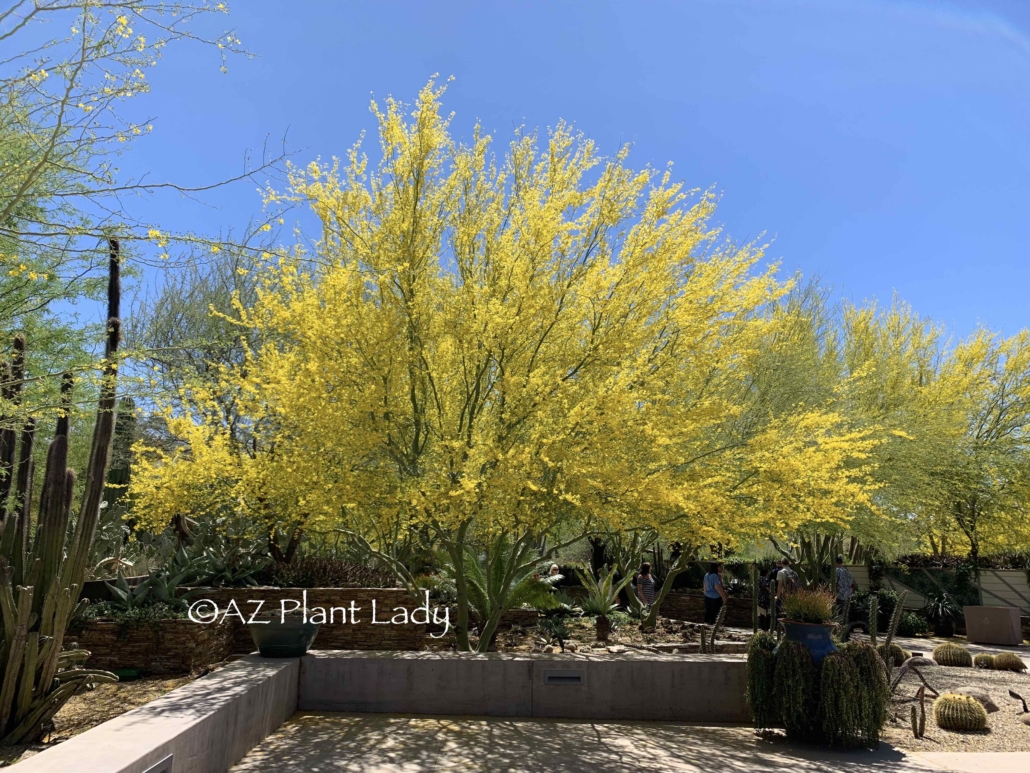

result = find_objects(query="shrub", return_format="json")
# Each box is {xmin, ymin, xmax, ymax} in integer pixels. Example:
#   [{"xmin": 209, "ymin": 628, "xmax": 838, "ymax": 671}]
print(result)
[
  {"xmin": 782, "ymin": 589, "xmax": 835, "ymax": 624},
  {"xmin": 933, "ymin": 642, "xmax": 973, "ymax": 668},
  {"xmin": 934, "ymin": 694, "xmax": 988, "ymax": 732},
  {"xmin": 992, "ymin": 652, "xmax": 1028, "ymax": 672},
  {"xmin": 774, "ymin": 640, "xmax": 818, "ymax": 739},
  {"xmin": 973, "ymin": 653, "xmax": 996, "ymax": 669},
  {"xmin": 746, "ymin": 631, "xmax": 778, "ymax": 729},
  {"xmin": 263, "ymin": 557, "xmax": 397, "ymax": 588},
  {"xmin": 896, "ymin": 611, "xmax": 930, "ymax": 637}
]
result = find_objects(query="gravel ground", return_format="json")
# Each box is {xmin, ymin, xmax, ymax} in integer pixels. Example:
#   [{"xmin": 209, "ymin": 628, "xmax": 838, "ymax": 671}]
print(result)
[
  {"xmin": 0, "ymin": 674, "xmax": 197, "ymax": 767},
  {"xmin": 883, "ymin": 662, "xmax": 1030, "ymax": 752}
]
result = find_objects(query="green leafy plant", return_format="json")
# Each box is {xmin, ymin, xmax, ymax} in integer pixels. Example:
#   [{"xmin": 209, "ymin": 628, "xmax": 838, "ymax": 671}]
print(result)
[
  {"xmin": 746, "ymin": 631, "xmax": 778, "ymax": 729},
  {"xmin": 925, "ymin": 590, "xmax": 960, "ymax": 625},
  {"xmin": 897, "ymin": 611, "xmax": 930, "ymax": 637},
  {"xmin": 781, "ymin": 588, "xmax": 835, "ymax": 624},
  {"xmin": 537, "ymin": 616, "xmax": 571, "ymax": 652},
  {"xmin": 934, "ymin": 694, "xmax": 987, "ymax": 732}
]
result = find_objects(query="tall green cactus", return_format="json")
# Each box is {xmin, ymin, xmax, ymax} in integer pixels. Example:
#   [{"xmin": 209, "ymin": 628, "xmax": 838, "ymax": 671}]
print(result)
[{"xmin": 0, "ymin": 239, "xmax": 122, "ymax": 745}]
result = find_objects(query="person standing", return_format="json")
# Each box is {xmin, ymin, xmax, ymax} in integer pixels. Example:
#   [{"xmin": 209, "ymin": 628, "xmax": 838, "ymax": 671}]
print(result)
[
  {"xmin": 635, "ymin": 562, "xmax": 656, "ymax": 607},
  {"xmin": 834, "ymin": 555, "xmax": 857, "ymax": 616},
  {"xmin": 776, "ymin": 558, "xmax": 799, "ymax": 613},
  {"xmin": 703, "ymin": 562, "xmax": 729, "ymax": 624}
]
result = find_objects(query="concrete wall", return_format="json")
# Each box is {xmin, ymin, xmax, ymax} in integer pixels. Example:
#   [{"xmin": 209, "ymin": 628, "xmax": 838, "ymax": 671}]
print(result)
[
  {"xmin": 13, "ymin": 656, "xmax": 298, "ymax": 773},
  {"xmin": 298, "ymin": 650, "xmax": 750, "ymax": 723}
]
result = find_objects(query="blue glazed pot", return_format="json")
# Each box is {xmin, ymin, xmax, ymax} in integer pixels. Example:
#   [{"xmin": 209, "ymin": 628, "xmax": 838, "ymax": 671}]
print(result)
[
  {"xmin": 248, "ymin": 616, "xmax": 321, "ymax": 658},
  {"xmin": 780, "ymin": 621, "xmax": 838, "ymax": 664}
]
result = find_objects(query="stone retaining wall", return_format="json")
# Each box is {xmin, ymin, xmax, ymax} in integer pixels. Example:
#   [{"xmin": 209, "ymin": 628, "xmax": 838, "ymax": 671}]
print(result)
[
  {"xmin": 68, "ymin": 619, "xmax": 235, "ymax": 675},
  {"xmin": 71, "ymin": 588, "xmax": 427, "ymax": 675},
  {"xmin": 661, "ymin": 590, "xmax": 754, "ymax": 627},
  {"xmin": 197, "ymin": 587, "xmax": 426, "ymax": 653}
]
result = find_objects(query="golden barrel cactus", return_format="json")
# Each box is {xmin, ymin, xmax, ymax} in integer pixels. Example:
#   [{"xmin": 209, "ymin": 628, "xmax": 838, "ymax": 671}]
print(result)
[
  {"xmin": 934, "ymin": 694, "xmax": 988, "ymax": 732},
  {"xmin": 973, "ymin": 653, "xmax": 996, "ymax": 669},
  {"xmin": 933, "ymin": 642, "xmax": 973, "ymax": 667},
  {"xmin": 992, "ymin": 652, "xmax": 1027, "ymax": 672}
]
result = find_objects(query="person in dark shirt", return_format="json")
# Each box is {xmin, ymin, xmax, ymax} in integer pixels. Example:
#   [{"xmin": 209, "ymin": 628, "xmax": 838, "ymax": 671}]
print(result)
[{"xmin": 703, "ymin": 562, "xmax": 728, "ymax": 624}]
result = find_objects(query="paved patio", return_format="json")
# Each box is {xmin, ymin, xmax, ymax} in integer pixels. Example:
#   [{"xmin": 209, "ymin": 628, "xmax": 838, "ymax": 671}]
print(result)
[{"xmin": 228, "ymin": 712, "xmax": 1030, "ymax": 773}]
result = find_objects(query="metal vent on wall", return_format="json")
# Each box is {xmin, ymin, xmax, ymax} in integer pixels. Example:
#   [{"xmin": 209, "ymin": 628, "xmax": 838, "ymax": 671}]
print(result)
[
  {"xmin": 543, "ymin": 670, "xmax": 585, "ymax": 685},
  {"xmin": 144, "ymin": 755, "xmax": 174, "ymax": 773}
]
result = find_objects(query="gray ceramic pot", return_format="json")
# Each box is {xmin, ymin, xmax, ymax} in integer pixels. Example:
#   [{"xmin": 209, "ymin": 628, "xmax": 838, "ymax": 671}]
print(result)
[{"xmin": 248, "ymin": 614, "xmax": 321, "ymax": 657}]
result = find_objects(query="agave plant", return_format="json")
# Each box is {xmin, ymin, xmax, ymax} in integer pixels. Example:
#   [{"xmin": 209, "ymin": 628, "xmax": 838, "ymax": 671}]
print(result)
[{"xmin": 576, "ymin": 564, "xmax": 633, "ymax": 643}]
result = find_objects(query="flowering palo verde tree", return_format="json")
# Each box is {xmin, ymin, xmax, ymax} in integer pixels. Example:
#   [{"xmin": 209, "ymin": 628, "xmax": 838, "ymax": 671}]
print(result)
[{"xmin": 130, "ymin": 81, "xmax": 882, "ymax": 650}]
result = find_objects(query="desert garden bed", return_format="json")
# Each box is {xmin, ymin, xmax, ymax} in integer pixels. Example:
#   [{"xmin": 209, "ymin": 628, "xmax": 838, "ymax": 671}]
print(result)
[{"xmin": 884, "ymin": 663, "xmax": 1030, "ymax": 752}]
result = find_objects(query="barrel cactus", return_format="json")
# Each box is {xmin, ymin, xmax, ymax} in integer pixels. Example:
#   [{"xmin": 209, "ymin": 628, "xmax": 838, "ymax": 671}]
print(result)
[
  {"xmin": 992, "ymin": 652, "xmax": 1027, "ymax": 672},
  {"xmin": 876, "ymin": 642, "xmax": 911, "ymax": 667},
  {"xmin": 973, "ymin": 653, "xmax": 996, "ymax": 669},
  {"xmin": 933, "ymin": 693, "xmax": 988, "ymax": 732},
  {"xmin": 933, "ymin": 642, "xmax": 972, "ymax": 668}
]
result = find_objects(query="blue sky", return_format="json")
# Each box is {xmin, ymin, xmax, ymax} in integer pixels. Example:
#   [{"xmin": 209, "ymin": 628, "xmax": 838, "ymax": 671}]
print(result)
[{"xmin": 122, "ymin": 0, "xmax": 1030, "ymax": 340}]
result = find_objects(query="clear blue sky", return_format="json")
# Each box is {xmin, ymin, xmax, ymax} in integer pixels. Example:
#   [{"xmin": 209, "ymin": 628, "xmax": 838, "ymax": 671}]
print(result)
[{"xmin": 122, "ymin": 0, "xmax": 1030, "ymax": 340}]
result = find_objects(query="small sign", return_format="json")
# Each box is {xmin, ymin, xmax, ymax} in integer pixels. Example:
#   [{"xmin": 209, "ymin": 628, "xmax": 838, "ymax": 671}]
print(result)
[{"xmin": 143, "ymin": 755, "xmax": 173, "ymax": 773}]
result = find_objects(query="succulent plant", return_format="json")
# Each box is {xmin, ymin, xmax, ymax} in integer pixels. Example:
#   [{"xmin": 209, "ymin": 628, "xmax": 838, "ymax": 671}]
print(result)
[
  {"xmin": 933, "ymin": 642, "xmax": 973, "ymax": 668},
  {"xmin": 973, "ymin": 653, "xmax": 996, "ymax": 669},
  {"xmin": 0, "ymin": 240, "xmax": 122, "ymax": 745},
  {"xmin": 934, "ymin": 693, "xmax": 988, "ymax": 732},
  {"xmin": 876, "ymin": 642, "xmax": 911, "ymax": 667},
  {"xmin": 911, "ymin": 685, "xmax": 927, "ymax": 739},
  {"xmin": 992, "ymin": 652, "xmax": 1027, "ymax": 673}
]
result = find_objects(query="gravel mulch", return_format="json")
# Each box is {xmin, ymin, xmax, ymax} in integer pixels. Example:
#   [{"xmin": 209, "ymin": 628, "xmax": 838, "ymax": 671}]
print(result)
[
  {"xmin": 883, "ymin": 661, "xmax": 1030, "ymax": 752},
  {"xmin": 0, "ymin": 673, "xmax": 198, "ymax": 767}
]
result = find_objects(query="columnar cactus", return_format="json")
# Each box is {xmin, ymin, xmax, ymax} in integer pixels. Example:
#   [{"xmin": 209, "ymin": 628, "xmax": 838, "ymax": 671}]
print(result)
[
  {"xmin": 992, "ymin": 652, "xmax": 1027, "ymax": 672},
  {"xmin": 933, "ymin": 693, "xmax": 988, "ymax": 732},
  {"xmin": 911, "ymin": 686, "xmax": 926, "ymax": 738},
  {"xmin": 0, "ymin": 239, "xmax": 122, "ymax": 745},
  {"xmin": 933, "ymin": 642, "xmax": 973, "ymax": 668}
]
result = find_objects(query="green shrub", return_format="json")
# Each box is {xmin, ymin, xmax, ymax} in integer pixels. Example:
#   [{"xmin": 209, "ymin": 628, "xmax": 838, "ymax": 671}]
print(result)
[
  {"xmin": 934, "ymin": 694, "xmax": 988, "ymax": 732},
  {"xmin": 774, "ymin": 640, "xmax": 818, "ymax": 739},
  {"xmin": 781, "ymin": 589, "xmax": 835, "ymax": 624},
  {"xmin": 933, "ymin": 642, "xmax": 973, "ymax": 667},
  {"xmin": 746, "ymin": 631, "xmax": 778, "ymax": 729},
  {"xmin": 896, "ymin": 611, "xmax": 929, "ymax": 637}
]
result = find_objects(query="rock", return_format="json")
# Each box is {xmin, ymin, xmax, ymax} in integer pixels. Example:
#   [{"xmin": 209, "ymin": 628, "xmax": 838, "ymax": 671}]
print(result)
[
  {"xmin": 543, "ymin": 645, "xmax": 556, "ymax": 653},
  {"xmin": 606, "ymin": 645, "xmax": 626, "ymax": 654},
  {"xmin": 566, "ymin": 642, "xmax": 578, "ymax": 653},
  {"xmin": 953, "ymin": 687, "xmax": 1000, "ymax": 714},
  {"xmin": 1020, "ymin": 714, "xmax": 1030, "ymax": 727},
  {"xmin": 907, "ymin": 657, "xmax": 937, "ymax": 668}
]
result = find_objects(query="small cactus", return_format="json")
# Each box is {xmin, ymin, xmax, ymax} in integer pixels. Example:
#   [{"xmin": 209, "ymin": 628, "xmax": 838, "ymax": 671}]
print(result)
[
  {"xmin": 933, "ymin": 642, "xmax": 973, "ymax": 668},
  {"xmin": 934, "ymin": 693, "xmax": 988, "ymax": 732},
  {"xmin": 877, "ymin": 642, "xmax": 910, "ymax": 667},
  {"xmin": 973, "ymin": 653, "xmax": 996, "ymax": 669},
  {"xmin": 992, "ymin": 652, "xmax": 1027, "ymax": 673},
  {"xmin": 911, "ymin": 686, "xmax": 927, "ymax": 739}
]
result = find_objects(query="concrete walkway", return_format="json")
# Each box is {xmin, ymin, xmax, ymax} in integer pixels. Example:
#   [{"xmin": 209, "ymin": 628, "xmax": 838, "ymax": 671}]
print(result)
[{"xmin": 229, "ymin": 713, "xmax": 1030, "ymax": 773}]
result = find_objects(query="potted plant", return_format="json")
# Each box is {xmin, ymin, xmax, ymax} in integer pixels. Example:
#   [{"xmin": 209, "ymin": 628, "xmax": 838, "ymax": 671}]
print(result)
[
  {"xmin": 248, "ymin": 610, "xmax": 321, "ymax": 657},
  {"xmin": 778, "ymin": 588, "xmax": 838, "ymax": 664},
  {"xmin": 925, "ymin": 590, "xmax": 959, "ymax": 638}
]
